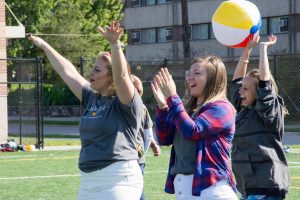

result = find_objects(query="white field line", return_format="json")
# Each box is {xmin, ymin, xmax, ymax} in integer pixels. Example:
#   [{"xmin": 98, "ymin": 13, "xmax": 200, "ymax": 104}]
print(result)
[
  {"xmin": 0, "ymin": 170, "xmax": 299, "ymax": 181},
  {"xmin": 0, "ymin": 155, "xmax": 36, "ymax": 159},
  {"xmin": 289, "ymin": 161, "xmax": 300, "ymax": 164},
  {"xmin": 0, "ymin": 174, "xmax": 79, "ymax": 180},
  {"xmin": 289, "ymin": 166, "xmax": 300, "ymax": 168},
  {"xmin": 1, "ymin": 156, "xmax": 78, "ymax": 162},
  {"xmin": 0, "ymin": 171, "xmax": 168, "ymax": 180}
]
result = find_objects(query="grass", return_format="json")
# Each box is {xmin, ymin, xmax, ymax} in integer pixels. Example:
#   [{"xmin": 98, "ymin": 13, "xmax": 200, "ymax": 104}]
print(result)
[
  {"xmin": 8, "ymin": 136, "xmax": 81, "ymax": 146},
  {"xmin": 285, "ymin": 128, "xmax": 300, "ymax": 133},
  {"xmin": 9, "ymin": 120, "xmax": 80, "ymax": 126},
  {"xmin": 0, "ymin": 146, "xmax": 299, "ymax": 200}
]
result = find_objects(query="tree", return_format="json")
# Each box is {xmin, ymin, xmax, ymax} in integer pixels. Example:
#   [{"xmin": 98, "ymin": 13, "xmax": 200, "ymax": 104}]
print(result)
[
  {"xmin": 181, "ymin": 0, "xmax": 190, "ymax": 60},
  {"xmin": 6, "ymin": 0, "xmax": 56, "ymax": 57},
  {"xmin": 6, "ymin": 0, "xmax": 124, "ymax": 81}
]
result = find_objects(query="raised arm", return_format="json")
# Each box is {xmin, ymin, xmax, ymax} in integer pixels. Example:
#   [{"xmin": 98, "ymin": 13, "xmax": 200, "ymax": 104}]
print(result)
[
  {"xmin": 98, "ymin": 22, "xmax": 134, "ymax": 105},
  {"xmin": 28, "ymin": 35, "xmax": 87, "ymax": 101},
  {"xmin": 259, "ymin": 34, "xmax": 276, "ymax": 81},
  {"xmin": 232, "ymin": 35, "xmax": 260, "ymax": 80}
]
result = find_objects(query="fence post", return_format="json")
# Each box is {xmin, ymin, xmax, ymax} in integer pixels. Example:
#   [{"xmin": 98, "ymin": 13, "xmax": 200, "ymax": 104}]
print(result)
[
  {"xmin": 18, "ymin": 82, "xmax": 22, "ymax": 145},
  {"xmin": 79, "ymin": 56, "xmax": 84, "ymax": 115},
  {"xmin": 80, "ymin": 56, "xmax": 84, "ymax": 76},
  {"xmin": 36, "ymin": 56, "xmax": 44, "ymax": 149},
  {"xmin": 274, "ymin": 55, "xmax": 277, "ymax": 81}
]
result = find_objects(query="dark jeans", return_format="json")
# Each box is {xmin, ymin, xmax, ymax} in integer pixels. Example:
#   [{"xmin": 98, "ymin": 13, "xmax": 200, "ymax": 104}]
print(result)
[{"xmin": 139, "ymin": 163, "xmax": 146, "ymax": 200}]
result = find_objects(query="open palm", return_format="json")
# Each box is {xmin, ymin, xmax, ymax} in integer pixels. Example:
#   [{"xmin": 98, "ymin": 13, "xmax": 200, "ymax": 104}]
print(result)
[
  {"xmin": 98, "ymin": 21, "xmax": 123, "ymax": 45},
  {"xmin": 151, "ymin": 76, "xmax": 167, "ymax": 109},
  {"xmin": 28, "ymin": 34, "xmax": 47, "ymax": 49},
  {"xmin": 260, "ymin": 34, "xmax": 277, "ymax": 46}
]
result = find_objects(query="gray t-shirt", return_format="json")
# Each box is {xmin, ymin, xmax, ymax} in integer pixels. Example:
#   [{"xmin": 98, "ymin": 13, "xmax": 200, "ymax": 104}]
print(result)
[
  {"xmin": 79, "ymin": 84, "xmax": 143, "ymax": 172},
  {"xmin": 136, "ymin": 104, "xmax": 153, "ymax": 164},
  {"xmin": 170, "ymin": 110, "xmax": 198, "ymax": 175},
  {"xmin": 170, "ymin": 129, "xmax": 196, "ymax": 175}
]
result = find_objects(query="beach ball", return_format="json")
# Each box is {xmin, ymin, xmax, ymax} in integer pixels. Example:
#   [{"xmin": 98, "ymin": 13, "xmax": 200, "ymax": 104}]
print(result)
[{"xmin": 212, "ymin": 0, "xmax": 261, "ymax": 48}]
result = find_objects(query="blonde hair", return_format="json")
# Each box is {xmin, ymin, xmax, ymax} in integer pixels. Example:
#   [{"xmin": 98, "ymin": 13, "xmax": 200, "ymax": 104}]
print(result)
[
  {"xmin": 95, "ymin": 52, "xmax": 133, "ymax": 97},
  {"xmin": 131, "ymin": 74, "xmax": 143, "ymax": 96},
  {"xmin": 96, "ymin": 52, "xmax": 116, "ymax": 97},
  {"xmin": 185, "ymin": 56, "xmax": 228, "ymax": 114}
]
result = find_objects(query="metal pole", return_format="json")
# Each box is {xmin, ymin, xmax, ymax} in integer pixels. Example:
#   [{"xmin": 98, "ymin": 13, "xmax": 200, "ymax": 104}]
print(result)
[
  {"xmin": 80, "ymin": 56, "xmax": 84, "ymax": 115},
  {"xmin": 80, "ymin": 56, "xmax": 84, "ymax": 76},
  {"xmin": 35, "ymin": 57, "xmax": 40, "ymax": 149},
  {"xmin": 18, "ymin": 83, "xmax": 22, "ymax": 145},
  {"xmin": 40, "ymin": 57, "xmax": 44, "ymax": 149},
  {"xmin": 181, "ymin": 0, "xmax": 190, "ymax": 60}
]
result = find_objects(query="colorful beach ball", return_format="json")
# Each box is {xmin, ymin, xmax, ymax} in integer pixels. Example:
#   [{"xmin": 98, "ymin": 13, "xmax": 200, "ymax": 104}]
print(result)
[{"xmin": 212, "ymin": 0, "xmax": 261, "ymax": 48}]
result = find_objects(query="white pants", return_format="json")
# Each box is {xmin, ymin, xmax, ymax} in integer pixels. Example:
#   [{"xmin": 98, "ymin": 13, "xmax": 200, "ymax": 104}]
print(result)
[
  {"xmin": 78, "ymin": 160, "xmax": 143, "ymax": 200},
  {"xmin": 174, "ymin": 174, "xmax": 238, "ymax": 200}
]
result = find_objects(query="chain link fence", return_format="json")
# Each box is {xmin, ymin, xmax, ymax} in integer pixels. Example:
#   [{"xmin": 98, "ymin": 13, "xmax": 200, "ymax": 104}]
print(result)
[
  {"xmin": 126, "ymin": 55, "xmax": 300, "ymax": 125},
  {"xmin": 273, "ymin": 55, "xmax": 300, "ymax": 124},
  {"xmin": 4, "ymin": 54, "xmax": 299, "ymax": 148},
  {"xmin": 6, "ymin": 58, "xmax": 43, "ymax": 148}
]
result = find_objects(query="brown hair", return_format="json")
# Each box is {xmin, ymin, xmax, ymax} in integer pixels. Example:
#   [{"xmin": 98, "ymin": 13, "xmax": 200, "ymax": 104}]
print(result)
[
  {"xmin": 246, "ymin": 68, "xmax": 279, "ymax": 93},
  {"xmin": 246, "ymin": 68, "xmax": 288, "ymax": 115},
  {"xmin": 185, "ymin": 56, "xmax": 228, "ymax": 114}
]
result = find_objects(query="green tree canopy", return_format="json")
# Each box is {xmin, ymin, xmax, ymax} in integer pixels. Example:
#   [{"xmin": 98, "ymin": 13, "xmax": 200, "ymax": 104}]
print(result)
[{"xmin": 6, "ymin": 0, "xmax": 124, "ymax": 81}]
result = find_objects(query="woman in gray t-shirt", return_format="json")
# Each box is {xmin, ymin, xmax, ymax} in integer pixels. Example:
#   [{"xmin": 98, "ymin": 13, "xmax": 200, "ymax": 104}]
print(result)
[{"xmin": 29, "ymin": 21, "xmax": 143, "ymax": 200}]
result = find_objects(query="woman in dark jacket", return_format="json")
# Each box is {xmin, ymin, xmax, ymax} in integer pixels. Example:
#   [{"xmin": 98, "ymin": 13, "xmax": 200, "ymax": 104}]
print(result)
[{"xmin": 230, "ymin": 34, "xmax": 290, "ymax": 200}]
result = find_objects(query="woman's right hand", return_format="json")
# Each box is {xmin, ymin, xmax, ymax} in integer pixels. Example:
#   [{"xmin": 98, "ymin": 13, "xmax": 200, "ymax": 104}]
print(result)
[
  {"xmin": 245, "ymin": 34, "xmax": 260, "ymax": 51},
  {"xmin": 151, "ymin": 76, "xmax": 168, "ymax": 109},
  {"xmin": 98, "ymin": 21, "xmax": 123, "ymax": 45},
  {"xmin": 28, "ymin": 34, "xmax": 47, "ymax": 50}
]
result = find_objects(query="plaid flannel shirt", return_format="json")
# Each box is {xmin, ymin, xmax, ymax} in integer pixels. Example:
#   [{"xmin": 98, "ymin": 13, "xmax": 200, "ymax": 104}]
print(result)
[{"xmin": 155, "ymin": 94, "xmax": 237, "ymax": 196}]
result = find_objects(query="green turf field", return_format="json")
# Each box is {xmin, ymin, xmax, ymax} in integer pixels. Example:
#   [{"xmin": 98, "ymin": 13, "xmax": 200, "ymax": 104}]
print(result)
[{"xmin": 0, "ymin": 147, "xmax": 299, "ymax": 200}]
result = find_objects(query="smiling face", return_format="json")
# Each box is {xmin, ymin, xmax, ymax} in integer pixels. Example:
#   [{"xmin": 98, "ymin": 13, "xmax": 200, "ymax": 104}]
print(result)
[
  {"xmin": 187, "ymin": 62, "xmax": 208, "ymax": 102},
  {"xmin": 89, "ymin": 55, "xmax": 113, "ymax": 95},
  {"xmin": 239, "ymin": 76, "xmax": 258, "ymax": 107}
]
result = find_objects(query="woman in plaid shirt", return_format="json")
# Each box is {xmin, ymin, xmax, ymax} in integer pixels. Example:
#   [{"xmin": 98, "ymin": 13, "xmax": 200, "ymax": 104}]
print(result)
[{"xmin": 151, "ymin": 56, "xmax": 238, "ymax": 200}]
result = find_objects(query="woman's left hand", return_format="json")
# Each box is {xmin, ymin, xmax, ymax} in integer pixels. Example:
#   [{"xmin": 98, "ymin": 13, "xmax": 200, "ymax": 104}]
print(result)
[
  {"xmin": 98, "ymin": 21, "xmax": 123, "ymax": 45},
  {"xmin": 156, "ymin": 68, "xmax": 177, "ymax": 99}
]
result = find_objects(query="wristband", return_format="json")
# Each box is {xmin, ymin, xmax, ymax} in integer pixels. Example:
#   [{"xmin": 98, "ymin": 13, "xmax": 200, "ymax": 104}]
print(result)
[
  {"xmin": 110, "ymin": 44, "xmax": 125, "ymax": 49},
  {"xmin": 239, "ymin": 58, "xmax": 249, "ymax": 63}
]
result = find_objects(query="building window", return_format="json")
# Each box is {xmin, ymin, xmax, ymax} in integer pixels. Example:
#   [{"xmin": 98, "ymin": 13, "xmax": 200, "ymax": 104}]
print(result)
[
  {"xmin": 191, "ymin": 24, "xmax": 209, "ymax": 40},
  {"xmin": 166, "ymin": 27, "xmax": 173, "ymax": 40},
  {"xmin": 132, "ymin": 0, "xmax": 140, "ymax": 7},
  {"xmin": 270, "ymin": 16, "xmax": 288, "ymax": 34},
  {"xmin": 188, "ymin": 26, "xmax": 192, "ymax": 39},
  {"xmin": 131, "ymin": 30, "xmax": 141, "ymax": 44},
  {"xmin": 157, "ymin": 0, "xmax": 172, "ymax": 4},
  {"xmin": 141, "ymin": 0, "xmax": 155, "ymax": 6},
  {"xmin": 132, "ymin": 0, "xmax": 171, "ymax": 7},
  {"xmin": 260, "ymin": 18, "xmax": 268, "ymax": 35},
  {"xmin": 141, "ymin": 28, "xmax": 156, "ymax": 43},
  {"xmin": 209, "ymin": 23, "xmax": 215, "ymax": 39},
  {"xmin": 157, "ymin": 27, "xmax": 173, "ymax": 42}
]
